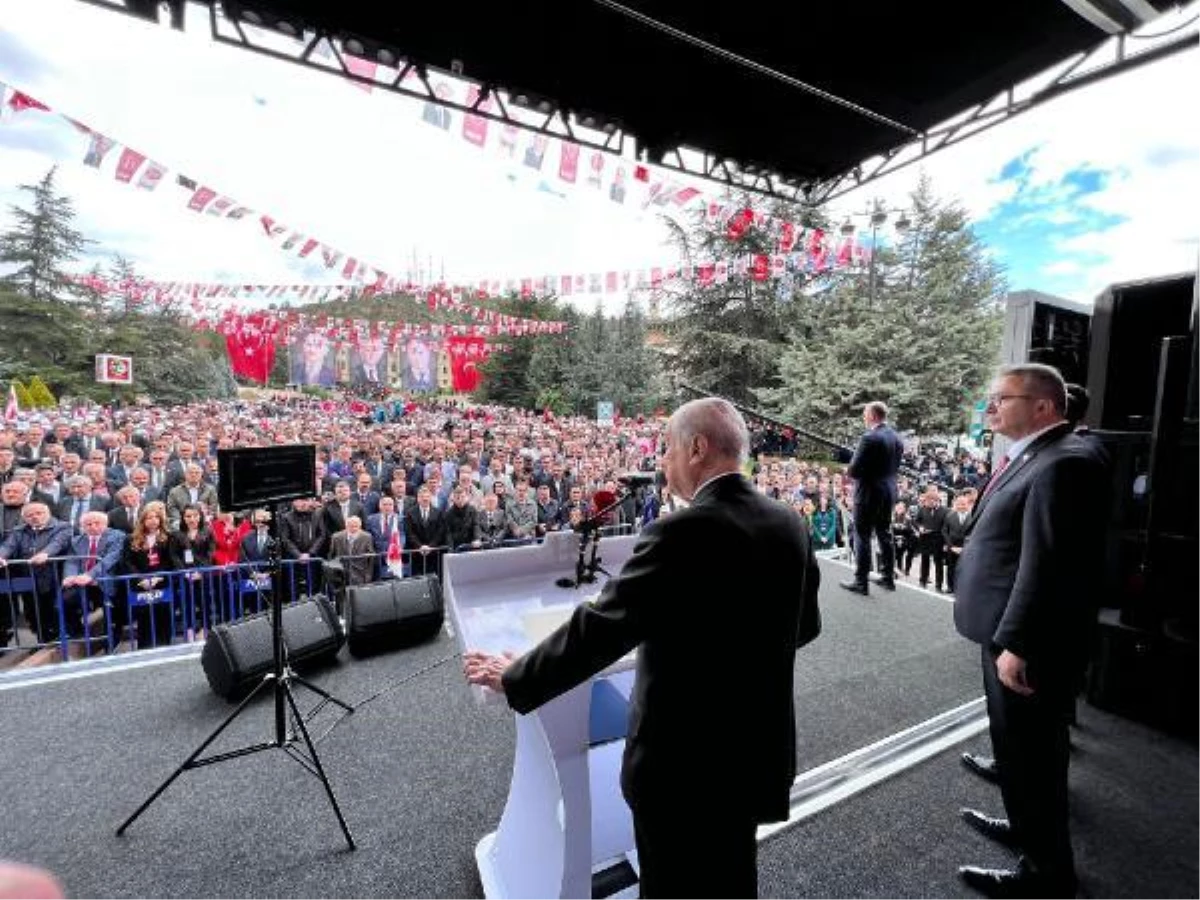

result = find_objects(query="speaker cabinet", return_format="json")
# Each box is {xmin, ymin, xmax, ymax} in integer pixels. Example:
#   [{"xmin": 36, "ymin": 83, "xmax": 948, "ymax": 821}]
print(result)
[{"xmin": 1086, "ymin": 273, "xmax": 1195, "ymax": 431}]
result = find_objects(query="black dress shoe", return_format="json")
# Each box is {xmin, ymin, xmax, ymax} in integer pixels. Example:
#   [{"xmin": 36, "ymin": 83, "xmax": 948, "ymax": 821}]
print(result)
[
  {"xmin": 961, "ymin": 751, "xmax": 1001, "ymax": 784},
  {"xmin": 959, "ymin": 864, "xmax": 1076, "ymax": 898},
  {"xmin": 960, "ymin": 808, "xmax": 1018, "ymax": 848},
  {"xmin": 839, "ymin": 580, "xmax": 869, "ymax": 596},
  {"xmin": 870, "ymin": 574, "xmax": 896, "ymax": 590}
]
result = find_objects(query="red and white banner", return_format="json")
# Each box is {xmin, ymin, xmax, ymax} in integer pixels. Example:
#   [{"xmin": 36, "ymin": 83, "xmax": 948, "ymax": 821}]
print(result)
[
  {"xmin": 114, "ymin": 148, "xmax": 145, "ymax": 183},
  {"xmin": 95, "ymin": 354, "xmax": 133, "ymax": 385},
  {"xmin": 136, "ymin": 161, "xmax": 167, "ymax": 191},
  {"xmin": 446, "ymin": 336, "xmax": 488, "ymax": 392},
  {"xmin": 224, "ymin": 311, "xmax": 278, "ymax": 384},
  {"xmin": 187, "ymin": 186, "xmax": 217, "ymax": 212}
]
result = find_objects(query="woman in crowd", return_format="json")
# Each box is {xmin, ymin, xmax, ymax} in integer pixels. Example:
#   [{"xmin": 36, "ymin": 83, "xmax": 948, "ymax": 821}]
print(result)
[
  {"xmin": 120, "ymin": 501, "xmax": 176, "ymax": 648},
  {"xmin": 169, "ymin": 504, "xmax": 217, "ymax": 635},
  {"xmin": 810, "ymin": 493, "xmax": 840, "ymax": 551},
  {"xmin": 211, "ymin": 509, "xmax": 250, "ymax": 568}
]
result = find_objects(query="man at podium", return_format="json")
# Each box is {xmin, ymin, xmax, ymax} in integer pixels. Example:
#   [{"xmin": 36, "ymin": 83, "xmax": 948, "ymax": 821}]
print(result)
[{"xmin": 465, "ymin": 398, "xmax": 822, "ymax": 898}]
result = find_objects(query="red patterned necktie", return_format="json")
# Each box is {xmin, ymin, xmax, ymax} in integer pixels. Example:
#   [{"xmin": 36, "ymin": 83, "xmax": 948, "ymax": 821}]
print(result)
[
  {"xmin": 85, "ymin": 537, "xmax": 98, "ymax": 571},
  {"xmin": 982, "ymin": 455, "xmax": 1010, "ymax": 498}
]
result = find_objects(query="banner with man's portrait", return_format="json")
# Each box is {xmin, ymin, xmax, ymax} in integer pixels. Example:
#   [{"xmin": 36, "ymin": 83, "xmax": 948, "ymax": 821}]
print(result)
[
  {"xmin": 289, "ymin": 330, "xmax": 336, "ymax": 386},
  {"xmin": 349, "ymin": 335, "xmax": 389, "ymax": 386},
  {"xmin": 401, "ymin": 337, "xmax": 438, "ymax": 393}
]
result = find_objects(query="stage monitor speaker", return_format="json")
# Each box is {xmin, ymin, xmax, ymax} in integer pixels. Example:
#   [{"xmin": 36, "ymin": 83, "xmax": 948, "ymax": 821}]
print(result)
[
  {"xmin": 346, "ymin": 576, "xmax": 444, "ymax": 657},
  {"xmin": 1000, "ymin": 289, "xmax": 1092, "ymax": 386},
  {"xmin": 201, "ymin": 594, "xmax": 344, "ymax": 699},
  {"xmin": 1085, "ymin": 273, "xmax": 1196, "ymax": 431}
]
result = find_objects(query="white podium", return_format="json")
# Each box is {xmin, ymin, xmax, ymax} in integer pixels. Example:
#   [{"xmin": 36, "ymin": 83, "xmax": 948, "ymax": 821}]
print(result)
[{"xmin": 444, "ymin": 532, "xmax": 641, "ymax": 899}]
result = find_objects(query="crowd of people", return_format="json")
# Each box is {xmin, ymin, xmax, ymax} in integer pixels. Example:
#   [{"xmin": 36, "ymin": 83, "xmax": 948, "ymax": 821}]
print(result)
[{"xmin": 0, "ymin": 393, "xmax": 985, "ymax": 654}]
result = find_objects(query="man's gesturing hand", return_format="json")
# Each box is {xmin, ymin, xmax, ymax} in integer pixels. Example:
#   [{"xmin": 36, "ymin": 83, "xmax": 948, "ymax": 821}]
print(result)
[
  {"xmin": 463, "ymin": 650, "xmax": 516, "ymax": 693},
  {"xmin": 997, "ymin": 649, "xmax": 1034, "ymax": 696}
]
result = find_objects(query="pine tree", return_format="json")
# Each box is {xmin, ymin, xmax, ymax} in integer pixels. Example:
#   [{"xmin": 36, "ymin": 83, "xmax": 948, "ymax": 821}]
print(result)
[
  {"xmin": 760, "ymin": 176, "xmax": 1005, "ymax": 443},
  {"xmin": 655, "ymin": 193, "xmax": 833, "ymax": 405},
  {"xmin": 0, "ymin": 167, "xmax": 92, "ymax": 302},
  {"xmin": 26, "ymin": 375, "xmax": 57, "ymax": 408},
  {"xmin": 109, "ymin": 254, "xmax": 141, "ymax": 315}
]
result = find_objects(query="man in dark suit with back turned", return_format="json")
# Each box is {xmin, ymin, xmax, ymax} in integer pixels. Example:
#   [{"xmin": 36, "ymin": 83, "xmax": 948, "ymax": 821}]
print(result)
[
  {"xmin": 838, "ymin": 400, "xmax": 904, "ymax": 595},
  {"xmin": 465, "ymin": 398, "xmax": 822, "ymax": 898},
  {"xmin": 954, "ymin": 364, "xmax": 1109, "ymax": 898}
]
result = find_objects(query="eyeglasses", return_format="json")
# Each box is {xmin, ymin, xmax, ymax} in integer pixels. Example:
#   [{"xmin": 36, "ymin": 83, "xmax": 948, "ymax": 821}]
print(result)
[{"xmin": 986, "ymin": 393, "xmax": 1034, "ymax": 407}]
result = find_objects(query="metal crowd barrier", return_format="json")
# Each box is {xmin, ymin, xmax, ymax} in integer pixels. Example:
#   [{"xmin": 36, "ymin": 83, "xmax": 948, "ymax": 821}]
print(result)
[{"xmin": 0, "ymin": 525, "xmax": 641, "ymax": 666}]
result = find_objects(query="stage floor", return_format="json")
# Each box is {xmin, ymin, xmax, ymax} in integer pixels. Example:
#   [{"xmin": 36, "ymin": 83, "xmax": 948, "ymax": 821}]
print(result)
[{"xmin": 0, "ymin": 560, "xmax": 1194, "ymax": 898}]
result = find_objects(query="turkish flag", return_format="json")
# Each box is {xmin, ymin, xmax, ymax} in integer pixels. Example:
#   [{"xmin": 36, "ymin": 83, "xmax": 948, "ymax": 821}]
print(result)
[
  {"xmin": 225, "ymin": 314, "xmax": 277, "ymax": 383},
  {"xmin": 114, "ymin": 148, "xmax": 145, "ymax": 183},
  {"xmin": 448, "ymin": 336, "xmax": 487, "ymax": 392}
]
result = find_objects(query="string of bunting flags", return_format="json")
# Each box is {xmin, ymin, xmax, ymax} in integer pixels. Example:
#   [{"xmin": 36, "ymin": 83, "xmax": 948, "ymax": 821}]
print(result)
[{"xmin": 1, "ymin": 78, "xmax": 871, "ymax": 308}]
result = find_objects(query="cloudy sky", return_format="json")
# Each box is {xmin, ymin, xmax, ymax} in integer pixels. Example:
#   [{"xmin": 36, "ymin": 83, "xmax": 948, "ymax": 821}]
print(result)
[{"xmin": 0, "ymin": 0, "xmax": 1195, "ymax": 311}]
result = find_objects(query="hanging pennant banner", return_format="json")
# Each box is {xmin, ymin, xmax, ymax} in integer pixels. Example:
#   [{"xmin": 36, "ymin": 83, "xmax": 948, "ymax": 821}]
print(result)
[{"xmin": 114, "ymin": 148, "xmax": 145, "ymax": 183}]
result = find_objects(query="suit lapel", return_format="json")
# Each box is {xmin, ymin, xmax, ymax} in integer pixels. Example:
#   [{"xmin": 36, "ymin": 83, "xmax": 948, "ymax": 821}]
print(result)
[{"xmin": 966, "ymin": 423, "xmax": 1070, "ymax": 530}]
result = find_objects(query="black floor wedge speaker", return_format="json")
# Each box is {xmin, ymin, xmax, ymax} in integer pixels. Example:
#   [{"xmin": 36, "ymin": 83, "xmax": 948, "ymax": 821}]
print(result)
[
  {"xmin": 201, "ymin": 594, "xmax": 344, "ymax": 699},
  {"xmin": 346, "ymin": 576, "xmax": 444, "ymax": 657}
]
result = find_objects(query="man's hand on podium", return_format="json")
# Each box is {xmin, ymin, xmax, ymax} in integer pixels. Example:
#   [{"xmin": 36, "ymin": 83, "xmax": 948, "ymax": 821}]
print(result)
[{"xmin": 464, "ymin": 650, "xmax": 516, "ymax": 693}]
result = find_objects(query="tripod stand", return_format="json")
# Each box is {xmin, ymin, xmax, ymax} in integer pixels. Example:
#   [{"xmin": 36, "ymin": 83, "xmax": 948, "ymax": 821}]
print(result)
[{"xmin": 117, "ymin": 524, "xmax": 357, "ymax": 850}]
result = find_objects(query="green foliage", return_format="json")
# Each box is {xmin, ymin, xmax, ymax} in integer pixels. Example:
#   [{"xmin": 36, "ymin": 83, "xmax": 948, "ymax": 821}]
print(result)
[
  {"xmin": 758, "ymin": 175, "xmax": 1005, "ymax": 442},
  {"xmin": 0, "ymin": 167, "xmax": 91, "ymax": 302},
  {"xmin": 26, "ymin": 375, "xmax": 56, "ymax": 408},
  {"xmin": 13, "ymin": 380, "xmax": 34, "ymax": 410},
  {"xmin": 475, "ymin": 295, "xmax": 669, "ymax": 416}
]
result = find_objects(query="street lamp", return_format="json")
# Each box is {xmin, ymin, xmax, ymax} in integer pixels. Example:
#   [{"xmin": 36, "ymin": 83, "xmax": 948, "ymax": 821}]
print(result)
[{"xmin": 844, "ymin": 200, "xmax": 912, "ymax": 305}]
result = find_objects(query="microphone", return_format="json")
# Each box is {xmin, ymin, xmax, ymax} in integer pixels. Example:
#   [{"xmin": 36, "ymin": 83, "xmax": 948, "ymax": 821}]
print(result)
[{"xmin": 616, "ymin": 472, "xmax": 656, "ymax": 487}]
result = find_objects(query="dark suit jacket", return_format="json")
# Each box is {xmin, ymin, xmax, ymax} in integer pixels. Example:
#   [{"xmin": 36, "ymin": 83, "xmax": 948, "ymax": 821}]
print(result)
[
  {"xmin": 366, "ymin": 512, "xmax": 406, "ymax": 555},
  {"xmin": 405, "ymin": 504, "xmax": 446, "ymax": 548},
  {"xmin": 107, "ymin": 506, "xmax": 140, "ymax": 534},
  {"xmin": 941, "ymin": 509, "xmax": 971, "ymax": 550},
  {"xmin": 319, "ymin": 499, "xmax": 366, "ymax": 544},
  {"xmin": 353, "ymin": 490, "xmax": 382, "ymax": 518},
  {"xmin": 278, "ymin": 510, "xmax": 325, "ymax": 559},
  {"xmin": 168, "ymin": 528, "xmax": 216, "ymax": 571},
  {"xmin": 0, "ymin": 520, "xmax": 73, "ymax": 591},
  {"xmin": 56, "ymin": 495, "xmax": 113, "ymax": 531},
  {"xmin": 954, "ymin": 424, "xmax": 1109, "ymax": 668},
  {"xmin": 239, "ymin": 530, "xmax": 275, "ymax": 566},
  {"xmin": 501, "ymin": 473, "xmax": 821, "ymax": 824},
  {"xmin": 845, "ymin": 424, "xmax": 904, "ymax": 516},
  {"xmin": 329, "ymin": 530, "xmax": 376, "ymax": 586}
]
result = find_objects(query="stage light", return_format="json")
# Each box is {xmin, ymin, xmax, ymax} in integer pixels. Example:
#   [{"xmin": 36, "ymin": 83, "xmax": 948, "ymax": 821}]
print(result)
[
  {"xmin": 275, "ymin": 19, "xmax": 299, "ymax": 37},
  {"xmin": 241, "ymin": 9, "xmax": 264, "ymax": 25},
  {"xmin": 377, "ymin": 48, "xmax": 398, "ymax": 66},
  {"xmin": 343, "ymin": 37, "xmax": 365, "ymax": 56},
  {"xmin": 894, "ymin": 213, "xmax": 911, "ymax": 233},
  {"xmin": 840, "ymin": 219, "xmax": 856, "ymax": 236},
  {"xmin": 537, "ymin": 99, "xmax": 553, "ymax": 113}
]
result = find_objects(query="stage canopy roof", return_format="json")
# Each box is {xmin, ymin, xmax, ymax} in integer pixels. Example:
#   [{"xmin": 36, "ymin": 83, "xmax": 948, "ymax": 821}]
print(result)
[{"xmin": 83, "ymin": 0, "xmax": 1197, "ymax": 201}]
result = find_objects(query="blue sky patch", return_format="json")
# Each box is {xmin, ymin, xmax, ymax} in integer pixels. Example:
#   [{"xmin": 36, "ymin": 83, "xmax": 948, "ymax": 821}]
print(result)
[{"xmin": 974, "ymin": 156, "xmax": 1127, "ymax": 298}]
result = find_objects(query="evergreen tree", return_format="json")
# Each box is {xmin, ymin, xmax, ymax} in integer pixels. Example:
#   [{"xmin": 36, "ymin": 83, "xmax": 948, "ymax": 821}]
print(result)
[
  {"xmin": 13, "ymin": 380, "xmax": 34, "ymax": 410},
  {"xmin": 657, "ymin": 193, "xmax": 832, "ymax": 405},
  {"xmin": 26, "ymin": 375, "xmax": 56, "ymax": 408},
  {"xmin": 0, "ymin": 167, "xmax": 91, "ymax": 302},
  {"xmin": 108, "ymin": 254, "xmax": 141, "ymax": 316},
  {"xmin": 760, "ymin": 176, "xmax": 1005, "ymax": 443}
]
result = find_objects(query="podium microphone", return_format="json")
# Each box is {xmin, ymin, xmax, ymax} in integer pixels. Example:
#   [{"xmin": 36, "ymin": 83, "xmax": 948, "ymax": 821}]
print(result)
[{"xmin": 616, "ymin": 472, "xmax": 656, "ymax": 488}]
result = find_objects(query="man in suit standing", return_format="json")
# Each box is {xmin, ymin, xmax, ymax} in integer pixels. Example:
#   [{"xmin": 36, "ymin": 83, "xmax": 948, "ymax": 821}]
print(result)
[
  {"xmin": 465, "ymin": 398, "xmax": 822, "ymax": 898},
  {"xmin": 941, "ymin": 490, "xmax": 974, "ymax": 595},
  {"xmin": 56, "ymin": 476, "xmax": 111, "ymax": 534},
  {"xmin": 329, "ymin": 515, "xmax": 376, "ymax": 588},
  {"xmin": 838, "ymin": 400, "xmax": 904, "ymax": 595},
  {"xmin": 61, "ymin": 512, "xmax": 126, "ymax": 645},
  {"xmin": 0, "ymin": 502, "xmax": 73, "ymax": 644},
  {"xmin": 319, "ymin": 481, "xmax": 365, "ymax": 547},
  {"xmin": 366, "ymin": 496, "xmax": 406, "ymax": 578},
  {"xmin": 404, "ymin": 484, "xmax": 445, "ymax": 578},
  {"xmin": 165, "ymin": 464, "xmax": 219, "ymax": 531},
  {"xmin": 954, "ymin": 364, "xmax": 1109, "ymax": 898}
]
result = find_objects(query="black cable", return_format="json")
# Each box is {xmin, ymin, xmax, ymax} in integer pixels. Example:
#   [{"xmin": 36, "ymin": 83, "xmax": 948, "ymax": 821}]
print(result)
[{"xmin": 308, "ymin": 650, "xmax": 465, "ymax": 746}]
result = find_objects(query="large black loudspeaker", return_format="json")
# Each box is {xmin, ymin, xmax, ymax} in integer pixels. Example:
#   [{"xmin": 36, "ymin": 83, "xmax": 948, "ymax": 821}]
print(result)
[
  {"xmin": 201, "ymin": 595, "xmax": 344, "ymax": 699},
  {"xmin": 1000, "ymin": 289, "xmax": 1092, "ymax": 387},
  {"xmin": 346, "ymin": 576, "xmax": 444, "ymax": 657},
  {"xmin": 1085, "ymin": 273, "xmax": 1195, "ymax": 430}
]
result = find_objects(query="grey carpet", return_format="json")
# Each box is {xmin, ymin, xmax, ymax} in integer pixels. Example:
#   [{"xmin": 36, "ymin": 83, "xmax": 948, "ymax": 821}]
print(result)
[
  {"xmin": 759, "ymin": 700, "xmax": 1199, "ymax": 898},
  {"xmin": 3, "ymin": 562, "xmax": 1189, "ymax": 897}
]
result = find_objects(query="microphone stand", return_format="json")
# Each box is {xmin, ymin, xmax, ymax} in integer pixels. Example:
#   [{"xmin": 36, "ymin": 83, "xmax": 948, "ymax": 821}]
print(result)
[{"xmin": 556, "ymin": 490, "xmax": 629, "ymax": 589}]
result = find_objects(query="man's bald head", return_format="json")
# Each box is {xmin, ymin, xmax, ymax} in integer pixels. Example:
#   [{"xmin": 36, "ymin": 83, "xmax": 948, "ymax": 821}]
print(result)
[
  {"xmin": 662, "ymin": 398, "xmax": 749, "ymax": 501},
  {"xmin": 667, "ymin": 398, "xmax": 750, "ymax": 467}
]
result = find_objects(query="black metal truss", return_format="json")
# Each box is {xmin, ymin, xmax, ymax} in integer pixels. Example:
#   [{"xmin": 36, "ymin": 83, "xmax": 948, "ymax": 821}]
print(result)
[{"xmin": 72, "ymin": 0, "xmax": 1199, "ymax": 207}]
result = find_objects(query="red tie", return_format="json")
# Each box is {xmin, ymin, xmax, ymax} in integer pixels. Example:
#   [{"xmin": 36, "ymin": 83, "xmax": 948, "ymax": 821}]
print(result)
[
  {"xmin": 982, "ymin": 455, "xmax": 1010, "ymax": 498},
  {"xmin": 85, "ymin": 537, "xmax": 98, "ymax": 571}
]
